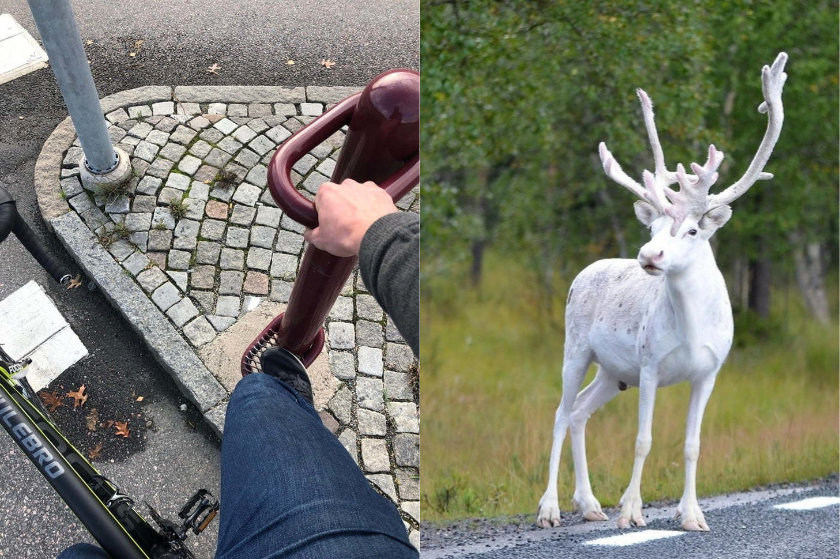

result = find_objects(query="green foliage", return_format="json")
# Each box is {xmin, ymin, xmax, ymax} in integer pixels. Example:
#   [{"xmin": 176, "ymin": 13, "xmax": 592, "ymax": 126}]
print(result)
[{"xmin": 421, "ymin": 0, "xmax": 838, "ymax": 293}]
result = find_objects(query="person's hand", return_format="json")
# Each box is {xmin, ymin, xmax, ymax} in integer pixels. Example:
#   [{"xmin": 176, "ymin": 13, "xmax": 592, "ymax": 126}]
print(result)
[{"xmin": 304, "ymin": 179, "xmax": 398, "ymax": 257}]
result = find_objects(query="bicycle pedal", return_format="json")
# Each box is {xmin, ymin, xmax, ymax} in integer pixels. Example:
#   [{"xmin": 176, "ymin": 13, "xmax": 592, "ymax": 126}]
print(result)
[{"xmin": 177, "ymin": 489, "xmax": 219, "ymax": 536}]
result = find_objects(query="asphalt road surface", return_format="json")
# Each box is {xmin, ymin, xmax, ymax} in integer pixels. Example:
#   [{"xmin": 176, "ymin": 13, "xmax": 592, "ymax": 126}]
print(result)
[
  {"xmin": 422, "ymin": 479, "xmax": 840, "ymax": 559},
  {"xmin": 0, "ymin": 1, "xmax": 417, "ymax": 556}
]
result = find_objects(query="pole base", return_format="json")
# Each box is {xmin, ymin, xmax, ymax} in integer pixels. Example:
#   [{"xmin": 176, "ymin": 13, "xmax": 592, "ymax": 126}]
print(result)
[
  {"xmin": 78, "ymin": 146, "xmax": 133, "ymax": 195},
  {"xmin": 240, "ymin": 313, "xmax": 326, "ymax": 376}
]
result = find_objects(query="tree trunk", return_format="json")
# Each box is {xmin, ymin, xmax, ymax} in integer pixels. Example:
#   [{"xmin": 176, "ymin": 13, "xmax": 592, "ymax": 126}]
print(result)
[
  {"xmin": 470, "ymin": 238, "xmax": 487, "ymax": 286},
  {"xmin": 748, "ymin": 253, "xmax": 772, "ymax": 318},
  {"xmin": 791, "ymin": 234, "xmax": 830, "ymax": 324}
]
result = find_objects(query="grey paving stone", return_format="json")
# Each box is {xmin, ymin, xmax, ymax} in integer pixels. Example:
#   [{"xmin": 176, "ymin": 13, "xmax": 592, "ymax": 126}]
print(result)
[
  {"xmin": 124, "ymin": 212, "xmax": 152, "ymax": 232},
  {"xmin": 189, "ymin": 182, "xmax": 210, "ymax": 200},
  {"xmin": 169, "ymin": 125, "xmax": 197, "ymax": 145},
  {"xmin": 387, "ymin": 402, "xmax": 419, "ymax": 434},
  {"xmin": 269, "ymin": 280, "xmax": 293, "ymax": 303},
  {"xmin": 225, "ymin": 226, "xmax": 249, "ymax": 248},
  {"xmin": 215, "ymin": 296, "xmax": 241, "ymax": 317},
  {"xmin": 329, "ymin": 351, "xmax": 355, "ymax": 381},
  {"xmin": 133, "ymin": 141, "xmax": 159, "ymax": 162},
  {"xmin": 358, "ymin": 409, "xmax": 387, "ymax": 436},
  {"xmin": 246, "ymin": 247, "xmax": 272, "ymax": 271},
  {"xmin": 254, "ymin": 205, "xmax": 281, "ymax": 228},
  {"xmin": 234, "ymin": 148, "xmax": 260, "ymax": 169},
  {"xmin": 146, "ymin": 130, "xmax": 170, "ymax": 146},
  {"xmin": 136, "ymin": 267, "xmax": 167, "ymax": 293},
  {"xmin": 357, "ymin": 294, "xmax": 383, "ymax": 322},
  {"xmin": 241, "ymin": 295, "xmax": 263, "ymax": 312},
  {"xmin": 127, "ymin": 121, "xmax": 153, "ymax": 139},
  {"xmin": 356, "ymin": 376, "xmax": 384, "ymax": 411},
  {"xmin": 300, "ymin": 102, "xmax": 323, "ymax": 116},
  {"xmin": 151, "ymin": 207, "xmax": 176, "ymax": 230},
  {"xmin": 330, "ymin": 296, "xmax": 354, "ymax": 321},
  {"xmin": 146, "ymin": 157, "xmax": 175, "ymax": 179},
  {"xmin": 248, "ymin": 119, "xmax": 269, "ymax": 134},
  {"xmin": 209, "ymin": 185, "xmax": 234, "ymax": 202},
  {"xmin": 222, "ymin": 162, "xmax": 248, "ymax": 182},
  {"xmin": 167, "ymin": 250, "xmax": 191, "ymax": 270},
  {"xmin": 190, "ymin": 290, "xmax": 216, "ymax": 313},
  {"xmin": 157, "ymin": 188, "xmax": 180, "ymax": 205},
  {"xmin": 219, "ymin": 270, "xmax": 244, "ymax": 295},
  {"xmin": 232, "ymin": 183, "xmax": 261, "ymax": 206},
  {"xmin": 329, "ymin": 322, "xmax": 355, "ymax": 350},
  {"xmin": 131, "ymin": 195, "xmax": 157, "ymax": 213},
  {"xmin": 207, "ymin": 315, "xmax": 236, "ymax": 332},
  {"xmin": 384, "ymin": 371, "xmax": 413, "ymax": 401},
  {"xmin": 302, "ymin": 172, "xmax": 329, "ymax": 195},
  {"xmin": 108, "ymin": 126, "xmax": 128, "ymax": 144},
  {"xmin": 292, "ymin": 154, "xmax": 318, "ymax": 175},
  {"xmin": 273, "ymin": 103, "xmax": 296, "ymax": 116},
  {"xmin": 207, "ymin": 103, "xmax": 226, "ymax": 115},
  {"xmin": 338, "ymin": 430, "xmax": 358, "ymax": 465},
  {"xmin": 356, "ymin": 320, "xmax": 384, "ymax": 348},
  {"xmin": 393, "ymin": 434, "xmax": 419, "ymax": 468},
  {"xmin": 329, "ymin": 386, "xmax": 353, "ymax": 425},
  {"xmin": 259, "ymin": 189, "xmax": 278, "ymax": 207},
  {"xmin": 217, "ymin": 136, "xmax": 243, "ymax": 154},
  {"xmin": 155, "ymin": 116, "xmax": 179, "ymax": 133},
  {"xmin": 166, "ymin": 298, "xmax": 199, "ymax": 327},
  {"xmin": 274, "ymin": 230, "xmax": 304, "ymax": 254},
  {"xmin": 188, "ymin": 115, "xmax": 211, "ymax": 130},
  {"xmin": 396, "ymin": 191, "xmax": 415, "ymax": 210},
  {"xmin": 200, "ymin": 219, "xmax": 226, "ymax": 241},
  {"xmin": 182, "ymin": 317, "xmax": 216, "ymax": 346},
  {"xmin": 122, "ymin": 251, "xmax": 150, "ymax": 276},
  {"xmin": 249, "ymin": 225, "xmax": 275, "ymax": 249},
  {"xmin": 280, "ymin": 214, "xmax": 306, "ymax": 234},
  {"xmin": 173, "ymin": 218, "xmax": 200, "ymax": 239},
  {"xmin": 196, "ymin": 241, "xmax": 222, "ymax": 265},
  {"xmin": 177, "ymin": 102, "xmax": 201, "ymax": 115},
  {"xmin": 178, "ymin": 155, "xmax": 202, "ymax": 175},
  {"xmin": 152, "ymin": 282, "xmax": 181, "ymax": 311},
  {"xmin": 152, "ymin": 101, "xmax": 175, "ymax": 115},
  {"xmin": 385, "ymin": 343, "xmax": 414, "ymax": 373},
  {"xmin": 265, "ymin": 125, "xmax": 292, "ymax": 144},
  {"xmin": 183, "ymin": 198, "xmax": 205, "ymax": 221},
  {"xmin": 60, "ymin": 177, "xmax": 83, "ymax": 197},
  {"xmin": 220, "ymin": 248, "xmax": 245, "ymax": 271},
  {"xmin": 232, "ymin": 125, "xmax": 257, "ymax": 144},
  {"xmin": 316, "ymin": 158, "xmax": 336, "ymax": 177},
  {"xmin": 104, "ymin": 195, "xmax": 130, "ymax": 214},
  {"xmin": 205, "ymin": 148, "xmax": 232, "ymax": 168},
  {"xmin": 148, "ymin": 229, "xmax": 172, "ymax": 251},
  {"xmin": 248, "ymin": 103, "xmax": 272, "ymax": 117},
  {"xmin": 107, "ymin": 239, "xmax": 135, "ymax": 261},
  {"xmin": 127, "ymin": 105, "xmax": 152, "ymax": 118},
  {"xmin": 227, "ymin": 104, "xmax": 247, "ymax": 117},
  {"xmin": 358, "ymin": 347, "xmax": 384, "ymax": 377},
  {"xmin": 269, "ymin": 252, "xmax": 298, "ymax": 280},
  {"xmin": 396, "ymin": 469, "xmax": 419, "ymax": 501},
  {"xmin": 361, "ymin": 438, "xmax": 389, "ymax": 473},
  {"xmin": 189, "ymin": 140, "xmax": 212, "ymax": 159},
  {"xmin": 245, "ymin": 165, "xmax": 267, "ymax": 187},
  {"xmin": 249, "ymin": 135, "xmax": 275, "ymax": 156},
  {"xmin": 199, "ymin": 127, "xmax": 224, "ymax": 144},
  {"xmin": 165, "ymin": 173, "xmax": 191, "ymax": 191},
  {"xmin": 385, "ymin": 317, "xmax": 404, "ymax": 343},
  {"xmin": 190, "ymin": 265, "xmax": 215, "ymax": 289},
  {"xmin": 167, "ymin": 271, "xmax": 188, "ymax": 292},
  {"xmin": 214, "ymin": 118, "xmax": 237, "ymax": 135}
]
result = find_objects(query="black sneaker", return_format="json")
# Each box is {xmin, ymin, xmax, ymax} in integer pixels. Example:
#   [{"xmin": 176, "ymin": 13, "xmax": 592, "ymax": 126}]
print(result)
[{"xmin": 259, "ymin": 347, "xmax": 314, "ymax": 406}]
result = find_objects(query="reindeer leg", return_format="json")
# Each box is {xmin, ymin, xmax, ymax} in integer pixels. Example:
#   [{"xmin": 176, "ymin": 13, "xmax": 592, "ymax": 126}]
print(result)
[
  {"xmin": 618, "ymin": 369, "xmax": 657, "ymax": 528},
  {"xmin": 570, "ymin": 370, "xmax": 621, "ymax": 521},
  {"xmin": 676, "ymin": 374, "xmax": 718, "ymax": 531},
  {"xmin": 537, "ymin": 352, "xmax": 592, "ymax": 528}
]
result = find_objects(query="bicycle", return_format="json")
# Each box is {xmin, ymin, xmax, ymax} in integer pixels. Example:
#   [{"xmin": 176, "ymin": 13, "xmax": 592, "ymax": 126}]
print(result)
[{"xmin": 0, "ymin": 185, "xmax": 218, "ymax": 558}]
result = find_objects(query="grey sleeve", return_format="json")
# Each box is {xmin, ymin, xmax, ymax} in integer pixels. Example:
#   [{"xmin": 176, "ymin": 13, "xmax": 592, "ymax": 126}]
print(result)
[{"xmin": 358, "ymin": 212, "xmax": 419, "ymax": 356}]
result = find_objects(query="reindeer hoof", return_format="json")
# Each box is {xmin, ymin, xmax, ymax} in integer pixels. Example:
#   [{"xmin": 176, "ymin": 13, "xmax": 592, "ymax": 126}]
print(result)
[
  {"xmin": 537, "ymin": 499, "xmax": 562, "ymax": 528},
  {"xmin": 583, "ymin": 510, "xmax": 609, "ymax": 522}
]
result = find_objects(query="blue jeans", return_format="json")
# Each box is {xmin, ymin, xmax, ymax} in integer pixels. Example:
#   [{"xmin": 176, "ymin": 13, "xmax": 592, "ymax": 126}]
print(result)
[{"xmin": 60, "ymin": 373, "xmax": 416, "ymax": 558}]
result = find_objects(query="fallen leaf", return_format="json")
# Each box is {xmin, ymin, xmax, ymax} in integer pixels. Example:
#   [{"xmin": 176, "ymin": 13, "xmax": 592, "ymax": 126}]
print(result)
[
  {"xmin": 17, "ymin": 116, "xmax": 24, "ymax": 120},
  {"xmin": 207, "ymin": 63, "xmax": 221, "ymax": 74},
  {"xmin": 88, "ymin": 443, "xmax": 103, "ymax": 459},
  {"xmin": 85, "ymin": 408, "xmax": 99, "ymax": 431},
  {"xmin": 84, "ymin": 40, "xmax": 94, "ymax": 46},
  {"xmin": 114, "ymin": 421, "xmax": 130, "ymax": 438},
  {"xmin": 134, "ymin": 40, "xmax": 144, "ymax": 50},
  {"xmin": 66, "ymin": 275, "xmax": 83, "ymax": 290},
  {"xmin": 103, "ymin": 420, "xmax": 114, "ymax": 429},
  {"xmin": 40, "ymin": 391, "xmax": 64, "ymax": 412},
  {"xmin": 67, "ymin": 385, "xmax": 88, "ymax": 408},
  {"xmin": 129, "ymin": 52, "xmax": 137, "ymax": 57},
  {"xmin": 135, "ymin": 396, "xmax": 144, "ymax": 402},
  {"xmin": 287, "ymin": 60, "xmax": 295, "ymax": 65},
  {"xmin": 320, "ymin": 59, "xmax": 336, "ymax": 69}
]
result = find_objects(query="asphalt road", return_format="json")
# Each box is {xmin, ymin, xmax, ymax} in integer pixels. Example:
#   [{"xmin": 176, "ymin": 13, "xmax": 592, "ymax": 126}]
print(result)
[
  {"xmin": 422, "ymin": 479, "xmax": 840, "ymax": 559},
  {"xmin": 0, "ymin": 1, "xmax": 417, "ymax": 556}
]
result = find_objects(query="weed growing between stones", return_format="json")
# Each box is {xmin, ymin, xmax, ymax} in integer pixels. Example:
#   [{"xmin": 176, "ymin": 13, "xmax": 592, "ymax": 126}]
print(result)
[{"xmin": 167, "ymin": 199, "xmax": 189, "ymax": 220}]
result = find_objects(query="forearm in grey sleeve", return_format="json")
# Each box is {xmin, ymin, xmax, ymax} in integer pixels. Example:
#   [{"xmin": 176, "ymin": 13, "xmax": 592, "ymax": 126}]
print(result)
[{"xmin": 358, "ymin": 212, "xmax": 419, "ymax": 356}]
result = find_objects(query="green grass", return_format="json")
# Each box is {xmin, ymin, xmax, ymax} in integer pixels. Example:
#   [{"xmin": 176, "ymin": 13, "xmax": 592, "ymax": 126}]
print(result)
[{"xmin": 421, "ymin": 254, "xmax": 839, "ymax": 522}]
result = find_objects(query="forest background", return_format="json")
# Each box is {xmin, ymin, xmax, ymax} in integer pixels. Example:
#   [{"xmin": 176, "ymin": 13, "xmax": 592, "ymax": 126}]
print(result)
[{"xmin": 420, "ymin": 0, "xmax": 839, "ymax": 522}]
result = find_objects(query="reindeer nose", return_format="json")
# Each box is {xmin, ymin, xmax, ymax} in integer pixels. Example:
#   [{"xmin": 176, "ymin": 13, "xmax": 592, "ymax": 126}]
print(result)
[{"xmin": 639, "ymin": 246, "xmax": 664, "ymax": 263}]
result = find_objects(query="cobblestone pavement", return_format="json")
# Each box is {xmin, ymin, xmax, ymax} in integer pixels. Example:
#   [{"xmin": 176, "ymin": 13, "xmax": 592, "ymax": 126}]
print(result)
[{"xmin": 37, "ymin": 86, "xmax": 419, "ymax": 545}]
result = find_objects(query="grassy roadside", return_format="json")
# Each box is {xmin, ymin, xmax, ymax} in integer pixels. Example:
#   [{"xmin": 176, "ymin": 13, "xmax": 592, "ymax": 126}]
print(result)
[{"xmin": 420, "ymin": 254, "xmax": 839, "ymax": 522}]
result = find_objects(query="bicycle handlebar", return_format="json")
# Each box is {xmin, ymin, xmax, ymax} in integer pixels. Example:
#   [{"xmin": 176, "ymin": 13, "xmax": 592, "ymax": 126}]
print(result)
[{"xmin": 0, "ymin": 186, "xmax": 73, "ymax": 285}]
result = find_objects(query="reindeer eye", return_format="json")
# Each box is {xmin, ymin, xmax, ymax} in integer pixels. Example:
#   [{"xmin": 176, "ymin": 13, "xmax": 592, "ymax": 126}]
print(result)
[{"xmin": 688, "ymin": 228, "xmax": 698, "ymax": 236}]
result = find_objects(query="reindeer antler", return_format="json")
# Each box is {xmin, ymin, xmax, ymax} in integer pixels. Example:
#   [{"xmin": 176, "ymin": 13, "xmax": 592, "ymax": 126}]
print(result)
[
  {"xmin": 599, "ymin": 52, "xmax": 787, "ymax": 231},
  {"xmin": 706, "ymin": 52, "xmax": 787, "ymax": 210}
]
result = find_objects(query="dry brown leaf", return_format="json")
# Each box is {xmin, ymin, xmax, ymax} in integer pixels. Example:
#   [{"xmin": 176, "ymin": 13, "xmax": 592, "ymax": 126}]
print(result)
[
  {"xmin": 114, "ymin": 421, "xmax": 130, "ymax": 438},
  {"xmin": 67, "ymin": 385, "xmax": 88, "ymax": 408},
  {"xmin": 88, "ymin": 443, "xmax": 103, "ymax": 460},
  {"xmin": 128, "ymin": 52, "xmax": 137, "ymax": 58},
  {"xmin": 40, "ymin": 391, "xmax": 64, "ymax": 412},
  {"xmin": 207, "ymin": 63, "xmax": 221, "ymax": 74},
  {"xmin": 66, "ymin": 275, "xmax": 83, "ymax": 290},
  {"xmin": 135, "ymin": 396, "xmax": 144, "ymax": 402},
  {"xmin": 85, "ymin": 408, "xmax": 99, "ymax": 431},
  {"xmin": 320, "ymin": 59, "xmax": 336, "ymax": 69},
  {"xmin": 134, "ymin": 40, "xmax": 144, "ymax": 49}
]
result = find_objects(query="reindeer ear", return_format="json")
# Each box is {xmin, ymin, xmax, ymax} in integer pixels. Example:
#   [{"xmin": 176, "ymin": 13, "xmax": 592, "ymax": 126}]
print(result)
[
  {"xmin": 700, "ymin": 205, "xmax": 732, "ymax": 231},
  {"xmin": 634, "ymin": 200, "xmax": 659, "ymax": 226}
]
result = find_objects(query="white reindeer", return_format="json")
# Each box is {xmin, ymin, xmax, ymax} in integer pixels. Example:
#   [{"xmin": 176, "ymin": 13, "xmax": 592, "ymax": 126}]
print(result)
[{"xmin": 536, "ymin": 53, "xmax": 787, "ymax": 532}]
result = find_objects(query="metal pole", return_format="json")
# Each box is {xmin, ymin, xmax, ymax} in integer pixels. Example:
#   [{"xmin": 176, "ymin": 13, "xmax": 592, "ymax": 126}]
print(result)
[{"xmin": 27, "ymin": 0, "xmax": 131, "ymax": 187}]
